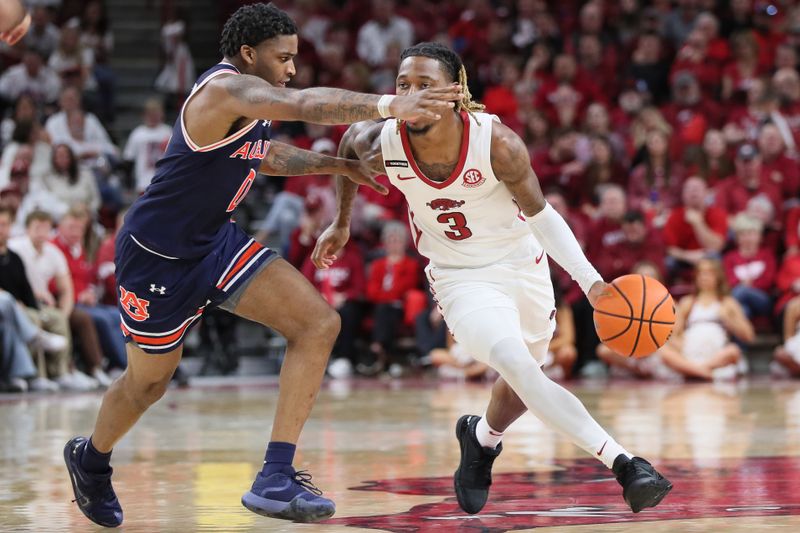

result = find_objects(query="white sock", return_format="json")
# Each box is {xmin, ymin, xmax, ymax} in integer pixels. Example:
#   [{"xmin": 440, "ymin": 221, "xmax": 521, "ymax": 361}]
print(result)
[
  {"xmin": 475, "ymin": 414, "xmax": 504, "ymax": 449},
  {"xmin": 594, "ymin": 438, "xmax": 633, "ymax": 469}
]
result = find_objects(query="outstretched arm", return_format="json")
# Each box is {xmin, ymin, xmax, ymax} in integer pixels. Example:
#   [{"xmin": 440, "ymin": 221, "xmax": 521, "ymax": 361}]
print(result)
[
  {"xmin": 219, "ymin": 74, "xmax": 462, "ymax": 125},
  {"xmin": 490, "ymin": 122, "xmax": 607, "ymax": 305},
  {"xmin": 259, "ymin": 140, "xmax": 387, "ymax": 194},
  {"xmin": 311, "ymin": 121, "xmax": 385, "ymax": 269}
]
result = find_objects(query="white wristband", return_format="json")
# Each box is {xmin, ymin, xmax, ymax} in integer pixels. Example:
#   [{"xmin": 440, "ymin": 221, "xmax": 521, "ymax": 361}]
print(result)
[{"xmin": 377, "ymin": 95, "xmax": 395, "ymax": 118}]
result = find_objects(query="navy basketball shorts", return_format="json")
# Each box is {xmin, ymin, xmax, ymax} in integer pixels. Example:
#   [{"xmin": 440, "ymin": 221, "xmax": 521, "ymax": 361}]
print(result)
[{"xmin": 115, "ymin": 224, "xmax": 278, "ymax": 354}]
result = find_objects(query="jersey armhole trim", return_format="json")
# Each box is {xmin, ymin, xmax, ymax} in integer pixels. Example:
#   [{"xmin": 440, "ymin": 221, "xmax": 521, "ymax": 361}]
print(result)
[{"xmin": 179, "ymin": 67, "xmax": 259, "ymax": 153}]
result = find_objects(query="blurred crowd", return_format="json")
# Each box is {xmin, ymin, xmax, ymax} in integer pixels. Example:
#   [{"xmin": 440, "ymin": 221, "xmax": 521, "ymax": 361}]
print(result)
[{"xmin": 4, "ymin": 0, "xmax": 800, "ymax": 392}]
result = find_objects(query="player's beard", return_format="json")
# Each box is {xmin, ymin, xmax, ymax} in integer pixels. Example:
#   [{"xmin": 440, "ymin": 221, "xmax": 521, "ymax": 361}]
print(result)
[{"xmin": 405, "ymin": 123, "xmax": 433, "ymax": 135}]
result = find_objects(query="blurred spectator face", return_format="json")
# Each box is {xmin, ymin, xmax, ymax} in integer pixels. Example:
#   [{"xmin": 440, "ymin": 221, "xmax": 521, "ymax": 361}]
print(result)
[
  {"xmin": 732, "ymin": 0, "xmax": 752, "ymax": 18},
  {"xmin": 745, "ymin": 195, "xmax": 774, "ymax": 224},
  {"xmin": 249, "ymin": 34, "xmax": 298, "ymax": 88},
  {"xmin": 53, "ymin": 144, "xmax": 74, "ymax": 173},
  {"xmin": 622, "ymin": 217, "xmax": 647, "ymax": 243},
  {"xmin": 579, "ymin": 2, "xmax": 603, "ymax": 34},
  {"xmin": 598, "ymin": 186, "xmax": 626, "ymax": 220},
  {"xmin": 0, "ymin": 210, "xmax": 11, "ymax": 246},
  {"xmin": 619, "ymin": 90, "xmax": 644, "ymax": 115},
  {"xmin": 60, "ymin": 24, "xmax": 81, "ymax": 54},
  {"xmin": 578, "ymin": 35, "xmax": 602, "ymax": 69},
  {"xmin": 646, "ymin": 130, "xmax": 668, "ymax": 158},
  {"xmin": 143, "ymin": 100, "xmax": 164, "ymax": 127},
  {"xmin": 695, "ymin": 259, "xmax": 720, "ymax": 293},
  {"xmin": 85, "ymin": 1, "xmax": 103, "ymax": 25},
  {"xmin": 545, "ymin": 191, "xmax": 568, "ymax": 217},
  {"xmin": 681, "ymin": 176, "xmax": 708, "ymax": 209},
  {"xmin": 758, "ymin": 124, "xmax": 785, "ymax": 159},
  {"xmin": 684, "ymin": 29, "xmax": 708, "ymax": 57},
  {"xmin": 553, "ymin": 55, "xmax": 576, "ymax": 83},
  {"xmin": 703, "ymin": 129, "xmax": 726, "ymax": 158},
  {"xmin": 552, "ymin": 131, "xmax": 577, "ymax": 161},
  {"xmin": 22, "ymin": 51, "xmax": 43, "ymax": 76},
  {"xmin": 58, "ymin": 214, "xmax": 88, "ymax": 247},
  {"xmin": 373, "ymin": 0, "xmax": 396, "ymax": 25},
  {"xmin": 637, "ymin": 34, "xmax": 662, "ymax": 63},
  {"xmin": 59, "ymin": 87, "xmax": 82, "ymax": 113},
  {"xmin": 735, "ymin": 148, "xmax": 762, "ymax": 183},
  {"xmin": 14, "ymin": 94, "xmax": 36, "ymax": 122},
  {"xmin": 673, "ymin": 74, "xmax": 701, "ymax": 105},
  {"xmin": 621, "ymin": 0, "xmax": 639, "ymax": 15},
  {"xmin": 31, "ymin": 6, "xmax": 50, "ymax": 29},
  {"xmin": 590, "ymin": 137, "xmax": 612, "ymax": 165},
  {"xmin": 526, "ymin": 110, "xmax": 549, "ymax": 140},
  {"xmin": 736, "ymin": 227, "xmax": 761, "ymax": 251},
  {"xmin": 773, "ymin": 68, "xmax": 800, "ymax": 103},
  {"xmin": 585, "ymin": 103, "xmax": 609, "ymax": 133},
  {"xmin": 27, "ymin": 218, "xmax": 53, "ymax": 248},
  {"xmin": 732, "ymin": 31, "xmax": 759, "ymax": 62},
  {"xmin": 382, "ymin": 224, "xmax": 408, "ymax": 256},
  {"xmin": 498, "ymin": 59, "xmax": 520, "ymax": 88},
  {"xmin": 775, "ymin": 44, "xmax": 797, "ymax": 70},
  {"xmin": 695, "ymin": 12, "xmax": 720, "ymax": 40}
]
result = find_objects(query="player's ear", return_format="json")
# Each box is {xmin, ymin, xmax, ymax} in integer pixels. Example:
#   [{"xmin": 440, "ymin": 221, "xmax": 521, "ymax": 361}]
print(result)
[{"xmin": 240, "ymin": 44, "xmax": 256, "ymax": 66}]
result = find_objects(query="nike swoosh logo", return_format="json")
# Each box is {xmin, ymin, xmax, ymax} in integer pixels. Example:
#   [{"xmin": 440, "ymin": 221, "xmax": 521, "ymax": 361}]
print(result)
[
  {"xmin": 535, "ymin": 249, "xmax": 545, "ymax": 264},
  {"xmin": 597, "ymin": 440, "xmax": 607, "ymax": 456},
  {"xmin": 397, "ymin": 175, "xmax": 416, "ymax": 180}
]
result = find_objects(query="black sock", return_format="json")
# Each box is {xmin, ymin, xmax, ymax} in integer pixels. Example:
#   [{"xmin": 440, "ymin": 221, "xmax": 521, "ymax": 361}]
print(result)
[
  {"xmin": 260, "ymin": 441, "xmax": 296, "ymax": 476},
  {"xmin": 80, "ymin": 437, "xmax": 112, "ymax": 474}
]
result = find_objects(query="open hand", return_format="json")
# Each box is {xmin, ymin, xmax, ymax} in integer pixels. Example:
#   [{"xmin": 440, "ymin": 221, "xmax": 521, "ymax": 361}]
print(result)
[
  {"xmin": 341, "ymin": 158, "xmax": 388, "ymax": 195},
  {"xmin": 312, "ymin": 224, "xmax": 350, "ymax": 269},
  {"xmin": 390, "ymin": 86, "xmax": 464, "ymax": 122}
]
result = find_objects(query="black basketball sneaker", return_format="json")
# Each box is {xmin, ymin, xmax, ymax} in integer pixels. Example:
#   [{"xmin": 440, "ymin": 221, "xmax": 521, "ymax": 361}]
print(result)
[
  {"xmin": 612, "ymin": 454, "xmax": 673, "ymax": 512},
  {"xmin": 454, "ymin": 414, "xmax": 502, "ymax": 514}
]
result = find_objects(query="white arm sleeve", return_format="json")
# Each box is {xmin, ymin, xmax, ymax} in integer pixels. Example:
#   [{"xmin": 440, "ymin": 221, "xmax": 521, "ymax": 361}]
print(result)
[{"xmin": 526, "ymin": 202, "xmax": 603, "ymax": 295}]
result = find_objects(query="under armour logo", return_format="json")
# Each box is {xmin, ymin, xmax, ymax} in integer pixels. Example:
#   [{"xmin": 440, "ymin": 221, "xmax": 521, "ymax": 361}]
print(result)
[{"xmin": 149, "ymin": 284, "xmax": 166, "ymax": 295}]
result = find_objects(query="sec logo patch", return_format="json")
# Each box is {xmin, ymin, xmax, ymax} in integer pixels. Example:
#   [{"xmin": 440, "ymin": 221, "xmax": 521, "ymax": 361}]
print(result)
[{"xmin": 462, "ymin": 168, "xmax": 485, "ymax": 188}]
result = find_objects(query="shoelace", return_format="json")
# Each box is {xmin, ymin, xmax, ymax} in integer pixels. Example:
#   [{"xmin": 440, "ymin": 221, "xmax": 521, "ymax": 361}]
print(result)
[{"xmin": 292, "ymin": 470, "xmax": 323, "ymax": 496}]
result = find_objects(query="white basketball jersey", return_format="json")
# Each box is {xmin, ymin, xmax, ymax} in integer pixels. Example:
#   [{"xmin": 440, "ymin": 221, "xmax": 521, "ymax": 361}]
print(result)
[{"xmin": 380, "ymin": 112, "xmax": 537, "ymax": 268}]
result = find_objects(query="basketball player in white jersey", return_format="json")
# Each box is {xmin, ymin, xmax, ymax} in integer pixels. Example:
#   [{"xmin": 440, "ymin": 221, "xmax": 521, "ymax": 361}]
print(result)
[{"xmin": 312, "ymin": 43, "xmax": 672, "ymax": 514}]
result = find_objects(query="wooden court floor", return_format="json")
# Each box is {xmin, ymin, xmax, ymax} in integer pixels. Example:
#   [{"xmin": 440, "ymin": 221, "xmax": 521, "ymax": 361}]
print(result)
[{"xmin": 1, "ymin": 377, "xmax": 800, "ymax": 532}]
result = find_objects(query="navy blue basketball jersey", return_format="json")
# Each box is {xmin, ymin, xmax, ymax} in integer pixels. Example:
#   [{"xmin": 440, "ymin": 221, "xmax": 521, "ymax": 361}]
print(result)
[{"xmin": 122, "ymin": 62, "xmax": 272, "ymax": 259}]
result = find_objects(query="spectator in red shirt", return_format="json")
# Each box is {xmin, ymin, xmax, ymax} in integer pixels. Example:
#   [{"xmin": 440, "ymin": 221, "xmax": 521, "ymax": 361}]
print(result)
[
  {"xmin": 594, "ymin": 210, "xmax": 666, "ymax": 281},
  {"xmin": 586, "ymin": 184, "xmax": 627, "ymax": 265},
  {"xmin": 576, "ymin": 34, "xmax": 618, "ymax": 101},
  {"xmin": 774, "ymin": 42, "xmax": 798, "ymax": 71},
  {"xmin": 722, "ymin": 31, "xmax": 767, "ymax": 103},
  {"xmin": 531, "ymin": 128, "xmax": 586, "ymax": 201},
  {"xmin": 694, "ymin": 12, "xmax": 730, "ymax": 66},
  {"xmin": 723, "ymin": 214, "xmax": 776, "ymax": 320},
  {"xmin": 670, "ymin": 29, "xmax": 722, "ymax": 99},
  {"xmin": 365, "ymin": 221, "xmax": 420, "ymax": 371},
  {"xmin": 581, "ymin": 135, "xmax": 627, "ymax": 215},
  {"xmin": 302, "ymin": 241, "xmax": 365, "ymax": 375},
  {"xmin": 52, "ymin": 205, "xmax": 127, "ymax": 369},
  {"xmin": 664, "ymin": 176, "xmax": 728, "ymax": 268},
  {"xmin": 773, "ymin": 68, "xmax": 800, "ymax": 149},
  {"xmin": 785, "ymin": 206, "xmax": 800, "ymax": 257},
  {"xmin": 627, "ymin": 129, "xmax": 683, "ymax": 217},
  {"xmin": 661, "ymin": 72, "xmax": 722, "ymax": 156},
  {"xmin": 286, "ymin": 197, "xmax": 332, "ymax": 270},
  {"xmin": 482, "ymin": 55, "xmax": 521, "ymax": 132},
  {"xmin": 583, "ymin": 103, "xmax": 627, "ymax": 164},
  {"xmin": 545, "ymin": 188, "xmax": 587, "ymax": 307},
  {"xmin": 684, "ymin": 129, "xmax": 735, "ymax": 187},
  {"xmin": 95, "ymin": 208, "xmax": 124, "ymax": 306},
  {"xmin": 534, "ymin": 54, "xmax": 601, "ymax": 128},
  {"xmin": 776, "ymin": 251, "xmax": 800, "ymax": 315},
  {"xmin": 714, "ymin": 143, "xmax": 783, "ymax": 218},
  {"xmin": 758, "ymin": 123, "xmax": 800, "ymax": 202}
]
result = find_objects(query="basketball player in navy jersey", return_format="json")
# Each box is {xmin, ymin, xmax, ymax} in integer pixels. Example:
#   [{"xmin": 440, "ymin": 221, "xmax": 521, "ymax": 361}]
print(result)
[
  {"xmin": 314, "ymin": 43, "xmax": 671, "ymax": 516},
  {"xmin": 63, "ymin": 5, "xmax": 462, "ymax": 527}
]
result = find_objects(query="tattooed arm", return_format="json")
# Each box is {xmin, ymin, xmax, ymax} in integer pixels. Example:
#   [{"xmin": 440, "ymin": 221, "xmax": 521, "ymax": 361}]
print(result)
[
  {"xmin": 260, "ymin": 140, "xmax": 388, "ymax": 194},
  {"xmin": 311, "ymin": 121, "xmax": 385, "ymax": 269},
  {"xmin": 219, "ymin": 74, "xmax": 461, "ymax": 125}
]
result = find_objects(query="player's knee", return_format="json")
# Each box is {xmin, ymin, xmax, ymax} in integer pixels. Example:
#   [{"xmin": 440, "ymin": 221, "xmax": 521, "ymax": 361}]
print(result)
[
  {"xmin": 123, "ymin": 372, "xmax": 171, "ymax": 411},
  {"xmin": 317, "ymin": 308, "xmax": 341, "ymax": 342},
  {"xmin": 488, "ymin": 338, "xmax": 540, "ymax": 379}
]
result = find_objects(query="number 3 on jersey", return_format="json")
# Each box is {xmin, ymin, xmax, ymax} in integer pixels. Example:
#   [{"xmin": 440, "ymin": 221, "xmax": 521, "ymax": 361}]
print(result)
[
  {"xmin": 226, "ymin": 169, "xmax": 256, "ymax": 212},
  {"xmin": 437, "ymin": 212, "xmax": 472, "ymax": 240}
]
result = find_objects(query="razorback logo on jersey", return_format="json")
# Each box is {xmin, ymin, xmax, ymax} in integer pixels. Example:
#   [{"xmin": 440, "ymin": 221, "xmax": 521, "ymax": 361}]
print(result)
[
  {"xmin": 230, "ymin": 139, "xmax": 270, "ymax": 160},
  {"xmin": 462, "ymin": 168, "xmax": 486, "ymax": 188},
  {"xmin": 427, "ymin": 198, "xmax": 466, "ymax": 211},
  {"xmin": 119, "ymin": 286, "xmax": 151, "ymax": 322}
]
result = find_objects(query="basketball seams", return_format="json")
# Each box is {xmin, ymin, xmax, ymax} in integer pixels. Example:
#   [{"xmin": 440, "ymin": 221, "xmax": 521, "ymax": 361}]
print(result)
[
  {"xmin": 599, "ymin": 281, "xmax": 635, "ymax": 344},
  {"xmin": 627, "ymin": 275, "xmax": 647, "ymax": 357},
  {"xmin": 647, "ymin": 292, "xmax": 673, "ymax": 349},
  {"xmin": 594, "ymin": 308, "xmax": 674, "ymax": 325}
]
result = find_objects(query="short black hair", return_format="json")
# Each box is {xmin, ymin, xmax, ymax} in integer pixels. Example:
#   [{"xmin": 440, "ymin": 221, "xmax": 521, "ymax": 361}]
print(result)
[
  {"xmin": 400, "ymin": 42, "xmax": 462, "ymax": 82},
  {"xmin": 219, "ymin": 3, "xmax": 297, "ymax": 58}
]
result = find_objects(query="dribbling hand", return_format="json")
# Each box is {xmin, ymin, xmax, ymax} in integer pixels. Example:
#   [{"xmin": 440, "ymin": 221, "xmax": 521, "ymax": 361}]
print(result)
[
  {"xmin": 311, "ymin": 224, "xmax": 350, "ymax": 270},
  {"xmin": 587, "ymin": 280, "xmax": 612, "ymax": 309},
  {"xmin": 389, "ymin": 86, "xmax": 464, "ymax": 122}
]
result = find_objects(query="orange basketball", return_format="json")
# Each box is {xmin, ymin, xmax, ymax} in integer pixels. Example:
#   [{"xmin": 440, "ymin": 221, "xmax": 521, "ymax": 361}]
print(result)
[{"xmin": 593, "ymin": 274, "xmax": 675, "ymax": 358}]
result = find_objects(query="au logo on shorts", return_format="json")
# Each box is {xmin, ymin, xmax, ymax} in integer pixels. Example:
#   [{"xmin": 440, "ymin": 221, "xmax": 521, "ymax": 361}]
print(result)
[
  {"xmin": 119, "ymin": 286, "xmax": 151, "ymax": 322},
  {"xmin": 462, "ymin": 168, "xmax": 486, "ymax": 188}
]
